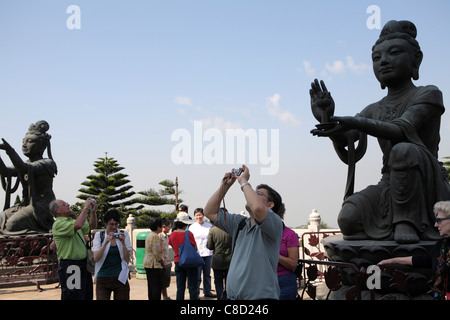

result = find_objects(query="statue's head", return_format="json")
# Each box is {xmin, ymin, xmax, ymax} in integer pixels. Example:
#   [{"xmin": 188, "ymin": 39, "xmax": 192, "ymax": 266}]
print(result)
[
  {"xmin": 372, "ymin": 20, "xmax": 423, "ymax": 89},
  {"xmin": 22, "ymin": 120, "xmax": 52, "ymax": 159}
]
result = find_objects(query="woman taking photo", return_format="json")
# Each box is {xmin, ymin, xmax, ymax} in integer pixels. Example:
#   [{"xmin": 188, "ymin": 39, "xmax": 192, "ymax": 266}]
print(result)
[{"xmin": 92, "ymin": 209, "xmax": 131, "ymax": 300}]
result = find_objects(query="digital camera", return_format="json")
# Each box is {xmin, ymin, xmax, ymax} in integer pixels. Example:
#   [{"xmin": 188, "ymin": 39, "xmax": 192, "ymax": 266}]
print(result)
[
  {"xmin": 112, "ymin": 232, "xmax": 120, "ymax": 238},
  {"xmin": 232, "ymin": 168, "xmax": 243, "ymax": 176}
]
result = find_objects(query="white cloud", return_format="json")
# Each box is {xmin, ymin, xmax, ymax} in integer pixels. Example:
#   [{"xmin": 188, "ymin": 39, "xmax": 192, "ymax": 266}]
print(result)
[
  {"xmin": 325, "ymin": 60, "xmax": 346, "ymax": 74},
  {"xmin": 177, "ymin": 108, "xmax": 187, "ymax": 115},
  {"xmin": 346, "ymin": 56, "xmax": 371, "ymax": 74},
  {"xmin": 174, "ymin": 96, "xmax": 192, "ymax": 106},
  {"xmin": 302, "ymin": 60, "xmax": 316, "ymax": 77},
  {"xmin": 266, "ymin": 93, "xmax": 301, "ymax": 126},
  {"xmin": 303, "ymin": 56, "xmax": 371, "ymax": 79},
  {"xmin": 197, "ymin": 117, "xmax": 242, "ymax": 131},
  {"xmin": 324, "ymin": 56, "xmax": 371, "ymax": 75}
]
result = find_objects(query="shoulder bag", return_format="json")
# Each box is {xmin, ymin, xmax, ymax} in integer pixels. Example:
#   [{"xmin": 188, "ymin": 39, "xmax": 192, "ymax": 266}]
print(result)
[
  {"xmin": 178, "ymin": 230, "xmax": 204, "ymax": 268},
  {"xmin": 77, "ymin": 232, "xmax": 95, "ymax": 274}
]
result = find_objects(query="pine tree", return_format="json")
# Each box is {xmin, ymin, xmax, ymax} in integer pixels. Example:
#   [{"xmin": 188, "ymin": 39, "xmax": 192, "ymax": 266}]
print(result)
[
  {"xmin": 133, "ymin": 178, "xmax": 182, "ymax": 228},
  {"xmin": 77, "ymin": 153, "xmax": 137, "ymax": 227}
]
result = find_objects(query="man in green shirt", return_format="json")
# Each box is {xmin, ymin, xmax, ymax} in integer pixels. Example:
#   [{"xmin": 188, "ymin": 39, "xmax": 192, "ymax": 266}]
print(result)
[{"xmin": 51, "ymin": 198, "xmax": 97, "ymax": 300}]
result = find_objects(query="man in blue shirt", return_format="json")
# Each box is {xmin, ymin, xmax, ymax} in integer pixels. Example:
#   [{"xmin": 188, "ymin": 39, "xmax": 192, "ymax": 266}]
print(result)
[{"xmin": 204, "ymin": 165, "xmax": 283, "ymax": 300}]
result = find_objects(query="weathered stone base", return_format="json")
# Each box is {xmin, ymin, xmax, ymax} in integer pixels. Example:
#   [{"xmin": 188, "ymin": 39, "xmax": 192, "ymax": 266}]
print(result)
[{"xmin": 323, "ymin": 234, "xmax": 436, "ymax": 299}]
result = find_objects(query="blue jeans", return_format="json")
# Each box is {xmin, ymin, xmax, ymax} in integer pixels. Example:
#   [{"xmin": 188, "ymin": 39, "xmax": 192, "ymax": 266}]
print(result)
[
  {"xmin": 213, "ymin": 269, "xmax": 228, "ymax": 300},
  {"xmin": 197, "ymin": 255, "xmax": 212, "ymax": 295},
  {"xmin": 175, "ymin": 262, "xmax": 198, "ymax": 300},
  {"xmin": 278, "ymin": 272, "xmax": 298, "ymax": 300}
]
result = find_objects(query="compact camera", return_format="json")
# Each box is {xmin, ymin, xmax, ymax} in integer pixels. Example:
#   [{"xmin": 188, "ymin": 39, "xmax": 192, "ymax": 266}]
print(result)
[
  {"xmin": 112, "ymin": 232, "xmax": 120, "ymax": 238},
  {"xmin": 231, "ymin": 168, "xmax": 243, "ymax": 176}
]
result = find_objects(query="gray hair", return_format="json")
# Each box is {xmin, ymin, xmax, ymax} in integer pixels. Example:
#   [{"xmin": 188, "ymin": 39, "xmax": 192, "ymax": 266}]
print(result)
[
  {"xmin": 49, "ymin": 200, "xmax": 59, "ymax": 216},
  {"xmin": 433, "ymin": 201, "xmax": 450, "ymax": 218}
]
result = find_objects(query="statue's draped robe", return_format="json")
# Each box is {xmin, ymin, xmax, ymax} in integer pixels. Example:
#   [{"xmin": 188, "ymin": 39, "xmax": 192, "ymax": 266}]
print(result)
[
  {"xmin": 340, "ymin": 85, "xmax": 450, "ymax": 240},
  {"xmin": 0, "ymin": 158, "xmax": 57, "ymax": 234}
]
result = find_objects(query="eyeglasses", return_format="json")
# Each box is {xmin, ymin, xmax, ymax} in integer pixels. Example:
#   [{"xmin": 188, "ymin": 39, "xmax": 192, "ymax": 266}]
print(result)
[
  {"xmin": 57, "ymin": 201, "xmax": 70, "ymax": 209},
  {"xmin": 256, "ymin": 190, "xmax": 272, "ymax": 202},
  {"xmin": 435, "ymin": 217, "xmax": 450, "ymax": 224},
  {"xmin": 107, "ymin": 222, "xmax": 119, "ymax": 227}
]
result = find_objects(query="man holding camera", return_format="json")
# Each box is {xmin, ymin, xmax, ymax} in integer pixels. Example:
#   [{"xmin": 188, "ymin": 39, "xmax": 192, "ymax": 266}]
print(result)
[
  {"xmin": 204, "ymin": 165, "xmax": 284, "ymax": 300},
  {"xmin": 51, "ymin": 198, "xmax": 98, "ymax": 300}
]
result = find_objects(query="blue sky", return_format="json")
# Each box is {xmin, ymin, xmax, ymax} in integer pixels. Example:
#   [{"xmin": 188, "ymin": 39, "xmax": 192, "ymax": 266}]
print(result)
[{"xmin": 0, "ymin": 0, "xmax": 449, "ymax": 228}]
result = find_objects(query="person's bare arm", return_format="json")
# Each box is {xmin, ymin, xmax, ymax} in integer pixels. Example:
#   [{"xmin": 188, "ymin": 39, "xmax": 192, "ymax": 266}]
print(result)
[{"xmin": 204, "ymin": 172, "xmax": 237, "ymax": 223}]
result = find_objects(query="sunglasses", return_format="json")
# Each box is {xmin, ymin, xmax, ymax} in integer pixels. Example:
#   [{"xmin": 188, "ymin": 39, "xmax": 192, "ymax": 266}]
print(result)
[{"xmin": 435, "ymin": 217, "xmax": 450, "ymax": 224}]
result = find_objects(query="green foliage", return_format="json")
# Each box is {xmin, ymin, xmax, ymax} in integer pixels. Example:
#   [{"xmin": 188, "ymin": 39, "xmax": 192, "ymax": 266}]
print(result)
[
  {"xmin": 443, "ymin": 156, "xmax": 450, "ymax": 181},
  {"xmin": 132, "ymin": 179, "xmax": 182, "ymax": 228},
  {"xmin": 77, "ymin": 153, "xmax": 137, "ymax": 228},
  {"xmin": 75, "ymin": 154, "xmax": 182, "ymax": 229}
]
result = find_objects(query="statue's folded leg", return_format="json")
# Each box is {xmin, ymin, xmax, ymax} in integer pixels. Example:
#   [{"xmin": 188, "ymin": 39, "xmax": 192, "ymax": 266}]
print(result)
[
  {"xmin": 0, "ymin": 206, "xmax": 36, "ymax": 235},
  {"xmin": 337, "ymin": 202, "xmax": 368, "ymax": 240},
  {"xmin": 389, "ymin": 142, "xmax": 441, "ymax": 243}
]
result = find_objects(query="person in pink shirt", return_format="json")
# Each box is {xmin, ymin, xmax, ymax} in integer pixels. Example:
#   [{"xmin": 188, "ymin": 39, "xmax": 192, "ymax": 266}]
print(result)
[{"xmin": 276, "ymin": 204, "xmax": 300, "ymax": 300}]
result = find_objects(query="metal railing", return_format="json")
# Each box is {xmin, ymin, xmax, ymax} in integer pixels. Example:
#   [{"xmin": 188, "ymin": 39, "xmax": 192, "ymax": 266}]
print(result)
[
  {"xmin": 0, "ymin": 235, "xmax": 58, "ymax": 290},
  {"xmin": 296, "ymin": 258, "xmax": 420, "ymax": 300},
  {"xmin": 300, "ymin": 231, "xmax": 341, "ymax": 282}
]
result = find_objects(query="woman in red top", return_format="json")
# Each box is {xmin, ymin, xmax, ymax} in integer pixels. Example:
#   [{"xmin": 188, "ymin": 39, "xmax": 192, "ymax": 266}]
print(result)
[{"xmin": 169, "ymin": 211, "xmax": 199, "ymax": 300}]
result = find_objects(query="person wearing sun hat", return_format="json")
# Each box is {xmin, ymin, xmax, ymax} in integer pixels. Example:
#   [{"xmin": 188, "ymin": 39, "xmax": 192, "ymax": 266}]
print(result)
[{"xmin": 169, "ymin": 209, "xmax": 199, "ymax": 300}]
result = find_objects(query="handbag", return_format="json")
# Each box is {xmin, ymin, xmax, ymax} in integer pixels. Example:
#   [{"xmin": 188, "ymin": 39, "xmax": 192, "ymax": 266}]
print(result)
[
  {"xmin": 77, "ymin": 232, "xmax": 95, "ymax": 274},
  {"xmin": 178, "ymin": 230, "xmax": 204, "ymax": 268},
  {"xmin": 86, "ymin": 248, "xmax": 95, "ymax": 273}
]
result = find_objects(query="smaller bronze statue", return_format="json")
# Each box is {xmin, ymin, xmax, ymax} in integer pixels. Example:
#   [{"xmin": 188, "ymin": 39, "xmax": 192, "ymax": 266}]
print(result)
[
  {"xmin": 0, "ymin": 120, "xmax": 57, "ymax": 235},
  {"xmin": 310, "ymin": 20, "xmax": 450, "ymax": 244}
]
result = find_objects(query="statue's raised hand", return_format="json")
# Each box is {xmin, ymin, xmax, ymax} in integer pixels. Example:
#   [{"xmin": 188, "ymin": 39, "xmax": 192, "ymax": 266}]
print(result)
[
  {"xmin": 310, "ymin": 79, "xmax": 335, "ymax": 123},
  {"xmin": 0, "ymin": 139, "xmax": 11, "ymax": 151}
]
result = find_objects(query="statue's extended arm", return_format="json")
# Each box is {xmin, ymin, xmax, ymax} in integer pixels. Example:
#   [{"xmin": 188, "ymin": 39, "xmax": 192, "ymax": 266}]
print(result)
[
  {"xmin": 331, "ymin": 116, "xmax": 405, "ymax": 142},
  {"xmin": 0, "ymin": 139, "xmax": 27, "ymax": 175},
  {"xmin": 0, "ymin": 156, "xmax": 15, "ymax": 177}
]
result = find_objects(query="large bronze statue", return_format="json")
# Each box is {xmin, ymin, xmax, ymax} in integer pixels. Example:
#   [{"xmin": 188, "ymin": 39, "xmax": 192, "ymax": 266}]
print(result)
[
  {"xmin": 310, "ymin": 20, "xmax": 450, "ymax": 244},
  {"xmin": 0, "ymin": 120, "xmax": 57, "ymax": 235}
]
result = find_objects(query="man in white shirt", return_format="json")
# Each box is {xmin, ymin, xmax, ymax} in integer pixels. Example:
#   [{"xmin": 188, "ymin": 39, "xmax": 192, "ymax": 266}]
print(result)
[{"xmin": 189, "ymin": 208, "xmax": 217, "ymax": 298}]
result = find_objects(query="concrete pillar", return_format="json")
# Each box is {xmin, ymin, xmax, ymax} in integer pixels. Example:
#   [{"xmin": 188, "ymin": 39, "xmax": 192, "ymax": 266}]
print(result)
[
  {"xmin": 126, "ymin": 214, "xmax": 136, "ymax": 272},
  {"xmin": 308, "ymin": 209, "xmax": 321, "ymax": 232}
]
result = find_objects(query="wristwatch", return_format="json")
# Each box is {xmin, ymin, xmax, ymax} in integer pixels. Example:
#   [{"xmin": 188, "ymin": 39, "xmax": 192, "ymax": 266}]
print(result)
[{"xmin": 240, "ymin": 182, "xmax": 251, "ymax": 191}]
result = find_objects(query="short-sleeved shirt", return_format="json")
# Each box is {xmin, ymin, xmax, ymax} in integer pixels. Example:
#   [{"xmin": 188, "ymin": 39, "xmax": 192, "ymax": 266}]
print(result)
[
  {"xmin": 159, "ymin": 231, "xmax": 171, "ymax": 266},
  {"xmin": 169, "ymin": 231, "xmax": 196, "ymax": 263},
  {"xmin": 143, "ymin": 231, "xmax": 163, "ymax": 269},
  {"xmin": 214, "ymin": 208, "xmax": 283, "ymax": 300},
  {"xmin": 189, "ymin": 221, "xmax": 213, "ymax": 257},
  {"xmin": 52, "ymin": 217, "xmax": 90, "ymax": 260},
  {"xmin": 277, "ymin": 227, "xmax": 299, "ymax": 275}
]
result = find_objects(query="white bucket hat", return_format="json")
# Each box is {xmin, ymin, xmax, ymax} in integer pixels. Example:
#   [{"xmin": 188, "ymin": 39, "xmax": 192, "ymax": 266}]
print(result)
[{"xmin": 175, "ymin": 212, "xmax": 195, "ymax": 224}]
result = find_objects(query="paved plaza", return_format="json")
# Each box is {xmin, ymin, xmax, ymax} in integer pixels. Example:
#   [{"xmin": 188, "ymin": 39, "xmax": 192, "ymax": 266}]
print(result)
[{"xmin": 0, "ymin": 272, "xmax": 217, "ymax": 301}]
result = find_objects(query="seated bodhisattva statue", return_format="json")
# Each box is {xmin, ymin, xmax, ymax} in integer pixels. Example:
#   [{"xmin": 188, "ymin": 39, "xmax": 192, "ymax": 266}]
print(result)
[
  {"xmin": 0, "ymin": 120, "xmax": 57, "ymax": 235},
  {"xmin": 310, "ymin": 20, "xmax": 450, "ymax": 244}
]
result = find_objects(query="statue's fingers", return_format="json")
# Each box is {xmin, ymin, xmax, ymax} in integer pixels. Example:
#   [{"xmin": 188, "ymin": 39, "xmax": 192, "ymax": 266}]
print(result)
[{"xmin": 320, "ymin": 80, "xmax": 328, "ymax": 93}]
